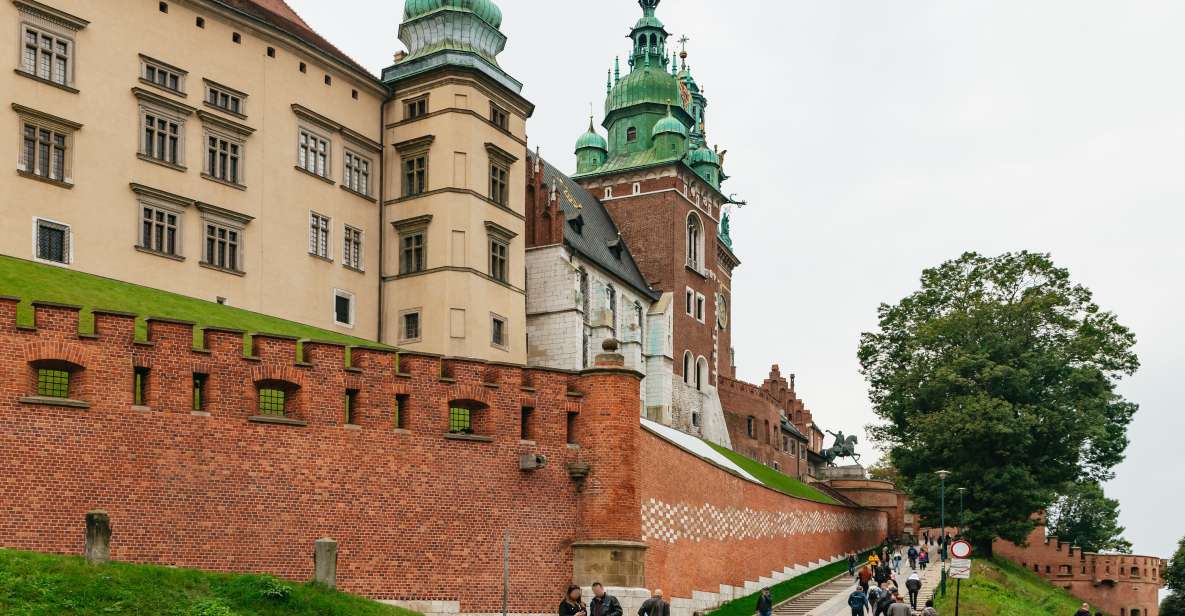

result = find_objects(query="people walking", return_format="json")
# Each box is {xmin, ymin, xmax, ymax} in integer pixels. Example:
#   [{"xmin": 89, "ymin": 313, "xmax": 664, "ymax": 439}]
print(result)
[
  {"xmin": 905, "ymin": 573, "xmax": 922, "ymax": 609},
  {"xmin": 892, "ymin": 552, "xmax": 902, "ymax": 575},
  {"xmin": 590, "ymin": 583, "xmax": 622, "ymax": 616},
  {"xmin": 886, "ymin": 595, "xmax": 911, "ymax": 616},
  {"xmin": 907, "ymin": 545, "xmax": 919, "ymax": 570},
  {"xmin": 560, "ymin": 586, "xmax": 587, "ymax": 616},
  {"xmin": 873, "ymin": 584, "xmax": 895, "ymax": 616},
  {"xmin": 1074, "ymin": 604, "xmax": 1091, "ymax": 616},
  {"xmin": 848, "ymin": 552, "xmax": 857, "ymax": 577},
  {"xmin": 921, "ymin": 599, "xmax": 938, "ymax": 616},
  {"xmin": 755, "ymin": 588, "xmax": 773, "ymax": 616},
  {"xmin": 857, "ymin": 565, "xmax": 873, "ymax": 594},
  {"xmin": 638, "ymin": 590, "xmax": 669, "ymax": 616},
  {"xmin": 919, "ymin": 548, "xmax": 929, "ymax": 571},
  {"xmin": 847, "ymin": 585, "xmax": 868, "ymax": 616}
]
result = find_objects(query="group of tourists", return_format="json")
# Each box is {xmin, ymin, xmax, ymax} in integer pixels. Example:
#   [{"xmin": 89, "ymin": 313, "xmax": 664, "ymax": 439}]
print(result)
[
  {"xmin": 843, "ymin": 544, "xmax": 936, "ymax": 616},
  {"xmin": 561, "ymin": 584, "xmax": 668, "ymax": 616}
]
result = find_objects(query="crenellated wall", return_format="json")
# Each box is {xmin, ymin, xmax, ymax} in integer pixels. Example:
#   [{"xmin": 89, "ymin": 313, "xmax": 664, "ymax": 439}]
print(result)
[{"xmin": 0, "ymin": 296, "xmax": 888, "ymax": 616}]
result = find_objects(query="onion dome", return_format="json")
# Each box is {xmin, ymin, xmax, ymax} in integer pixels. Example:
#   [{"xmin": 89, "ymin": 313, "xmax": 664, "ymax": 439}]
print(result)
[
  {"xmin": 688, "ymin": 145, "xmax": 720, "ymax": 166},
  {"xmin": 606, "ymin": 67, "xmax": 681, "ymax": 116},
  {"xmin": 576, "ymin": 119, "xmax": 608, "ymax": 152},
  {"xmin": 652, "ymin": 107, "xmax": 687, "ymax": 138},
  {"xmin": 403, "ymin": 0, "xmax": 502, "ymax": 29}
]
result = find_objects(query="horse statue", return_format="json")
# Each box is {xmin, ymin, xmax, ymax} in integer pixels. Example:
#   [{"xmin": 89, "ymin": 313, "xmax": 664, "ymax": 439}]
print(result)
[{"xmin": 823, "ymin": 430, "xmax": 861, "ymax": 467}]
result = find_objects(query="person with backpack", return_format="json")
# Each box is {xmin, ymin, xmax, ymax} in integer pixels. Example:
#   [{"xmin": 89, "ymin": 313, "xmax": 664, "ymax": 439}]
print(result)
[
  {"xmin": 755, "ymin": 588, "xmax": 773, "ymax": 616},
  {"xmin": 905, "ymin": 573, "xmax": 922, "ymax": 609},
  {"xmin": 874, "ymin": 584, "xmax": 895, "ymax": 616},
  {"xmin": 918, "ymin": 548, "xmax": 929, "ymax": 571},
  {"xmin": 907, "ymin": 545, "xmax": 919, "ymax": 570},
  {"xmin": 847, "ymin": 585, "xmax": 868, "ymax": 616},
  {"xmin": 848, "ymin": 552, "xmax": 857, "ymax": 577}
]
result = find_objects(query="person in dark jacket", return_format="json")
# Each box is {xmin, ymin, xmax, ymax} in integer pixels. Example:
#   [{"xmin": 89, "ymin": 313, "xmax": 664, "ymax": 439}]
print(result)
[
  {"xmin": 873, "ymin": 583, "xmax": 895, "ymax": 616},
  {"xmin": 560, "ymin": 586, "xmax": 587, "ymax": 616},
  {"xmin": 905, "ymin": 573, "xmax": 922, "ymax": 609},
  {"xmin": 638, "ymin": 589, "xmax": 669, "ymax": 616},
  {"xmin": 589, "ymin": 583, "xmax": 622, "ymax": 616},
  {"xmin": 1074, "ymin": 604, "xmax": 1092, "ymax": 616},
  {"xmin": 756, "ymin": 588, "xmax": 773, "ymax": 616},
  {"xmin": 907, "ymin": 546, "xmax": 919, "ymax": 570},
  {"xmin": 848, "ymin": 553, "xmax": 858, "ymax": 576},
  {"xmin": 857, "ymin": 565, "xmax": 873, "ymax": 594},
  {"xmin": 847, "ymin": 586, "xmax": 868, "ymax": 616}
]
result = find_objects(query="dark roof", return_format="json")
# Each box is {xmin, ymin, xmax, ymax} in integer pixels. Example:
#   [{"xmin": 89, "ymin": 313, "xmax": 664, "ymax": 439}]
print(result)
[
  {"xmin": 781, "ymin": 417, "xmax": 808, "ymax": 440},
  {"xmin": 538, "ymin": 157, "xmax": 658, "ymax": 301},
  {"xmin": 211, "ymin": 0, "xmax": 377, "ymax": 81}
]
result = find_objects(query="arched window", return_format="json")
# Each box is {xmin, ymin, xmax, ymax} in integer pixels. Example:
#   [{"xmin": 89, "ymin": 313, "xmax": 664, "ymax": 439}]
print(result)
[
  {"xmin": 683, "ymin": 351, "xmax": 693, "ymax": 384},
  {"xmin": 627, "ymin": 127, "xmax": 637, "ymax": 142},
  {"xmin": 579, "ymin": 268, "xmax": 590, "ymax": 319},
  {"xmin": 648, "ymin": 33, "xmax": 657, "ymax": 48},
  {"xmin": 686, "ymin": 213, "xmax": 703, "ymax": 270},
  {"xmin": 696, "ymin": 356, "xmax": 708, "ymax": 392}
]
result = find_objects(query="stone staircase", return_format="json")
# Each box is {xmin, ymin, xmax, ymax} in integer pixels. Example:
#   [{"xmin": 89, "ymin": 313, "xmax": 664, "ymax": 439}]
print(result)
[{"xmin": 770, "ymin": 573, "xmax": 856, "ymax": 616}]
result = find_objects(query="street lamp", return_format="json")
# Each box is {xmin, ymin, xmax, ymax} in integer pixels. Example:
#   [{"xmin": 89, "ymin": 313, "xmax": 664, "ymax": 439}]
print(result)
[
  {"xmin": 936, "ymin": 470, "xmax": 951, "ymax": 596},
  {"xmin": 957, "ymin": 487, "xmax": 966, "ymax": 537}
]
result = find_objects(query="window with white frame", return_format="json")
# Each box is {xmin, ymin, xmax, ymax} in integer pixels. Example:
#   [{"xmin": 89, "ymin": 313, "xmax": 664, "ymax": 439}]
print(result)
[
  {"xmin": 140, "ymin": 56, "xmax": 185, "ymax": 93},
  {"xmin": 334, "ymin": 289, "xmax": 354, "ymax": 327},
  {"xmin": 686, "ymin": 212, "xmax": 703, "ymax": 270},
  {"xmin": 343, "ymin": 225, "xmax": 363, "ymax": 270},
  {"xmin": 632, "ymin": 182, "xmax": 640, "ymax": 195},
  {"xmin": 685, "ymin": 288, "xmax": 694, "ymax": 315},
  {"xmin": 298, "ymin": 128, "xmax": 330, "ymax": 178},
  {"xmin": 604, "ymin": 187, "xmax": 613, "ymax": 199},
  {"xmin": 343, "ymin": 150, "xmax": 371, "ymax": 195},
  {"xmin": 696, "ymin": 356, "xmax": 709, "ymax": 392},
  {"xmin": 309, "ymin": 212, "xmax": 330, "ymax": 259},
  {"xmin": 695, "ymin": 293, "xmax": 705, "ymax": 322},
  {"xmin": 139, "ymin": 204, "xmax": 181, "ymax": 257},
  {"xmin": 203, "ymin": 221, "xmax": 241, "ymax": 272},
  {"xmin": 682, "ymin": 351, "xmax": 693, "ymax": 384},
  {"xmin": 34, "ymin": 218, "xmax": 70, "ymax": 264}
]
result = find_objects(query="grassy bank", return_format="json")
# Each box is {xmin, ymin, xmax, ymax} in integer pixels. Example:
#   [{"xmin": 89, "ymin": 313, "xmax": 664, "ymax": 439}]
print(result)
[
  {"xmin": 704, "ymin": 442, "xmax": 839, "ymax": 505},
  {"xmin": 0, "ymin": 548, "xmax": 416, "ymax": 616},
  {"xmin": 706, "ymin": 555, "xmax": 862, "ymax": 616},
  {"xmin": 934, "ymin": 557, "xmax": 1102, "ymax": 615}
]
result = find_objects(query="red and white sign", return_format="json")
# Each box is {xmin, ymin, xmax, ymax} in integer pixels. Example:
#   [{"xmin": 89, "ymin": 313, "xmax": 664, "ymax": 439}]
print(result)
[{"xmin": 950, "ymin": 540, "xmax": 973, "ymax": 559}]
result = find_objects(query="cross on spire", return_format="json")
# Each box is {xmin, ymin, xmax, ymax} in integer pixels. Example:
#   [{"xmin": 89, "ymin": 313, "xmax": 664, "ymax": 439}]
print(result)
[{"xmin": 677, "ymin": 35, "xmax": 690, "ymax": 53}]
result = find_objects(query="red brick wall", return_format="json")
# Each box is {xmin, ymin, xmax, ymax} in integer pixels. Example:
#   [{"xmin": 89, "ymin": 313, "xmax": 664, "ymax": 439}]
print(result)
[
  {"xmin": 638, "ymin": 426, "xmax": 886, "ymax": 601},
  {"xmin": 993, "ymin": 521, "xmax": 1166, "ymax": 616},
  {"xmin": 0, "ymin": 298, "xmax": 643, "ymax": 612},
  {"xmin": 717, "ymin": 376, "xmax": 804, "ymax": 479}
]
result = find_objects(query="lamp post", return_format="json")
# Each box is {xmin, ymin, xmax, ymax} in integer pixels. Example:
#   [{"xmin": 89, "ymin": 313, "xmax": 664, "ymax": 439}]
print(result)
[
  {"xmin": 957, "ymin": 487, "xmax": 966, "ymax": 537},
  {"xmin": 937, "ymin": 470, "xmax": 951, "ymax": 596}
]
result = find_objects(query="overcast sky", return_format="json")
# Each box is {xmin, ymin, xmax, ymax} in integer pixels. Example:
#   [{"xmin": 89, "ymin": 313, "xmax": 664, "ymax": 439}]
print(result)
[{"xmin": 287, "ymin": 0, "xmax": 1184, "ymax": 562}]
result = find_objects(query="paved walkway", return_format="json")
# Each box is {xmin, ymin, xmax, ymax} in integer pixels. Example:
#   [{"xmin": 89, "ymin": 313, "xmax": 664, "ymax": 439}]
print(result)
[{"xmin": 774, "ymin": 560, "xmax": 946, "ymax": 616}]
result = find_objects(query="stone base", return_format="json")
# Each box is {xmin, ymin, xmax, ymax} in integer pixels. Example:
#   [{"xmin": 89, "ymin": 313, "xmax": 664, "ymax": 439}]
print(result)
[{"xmin": 572, "ymin": 540, "xmax": 648, "ymax": 589}]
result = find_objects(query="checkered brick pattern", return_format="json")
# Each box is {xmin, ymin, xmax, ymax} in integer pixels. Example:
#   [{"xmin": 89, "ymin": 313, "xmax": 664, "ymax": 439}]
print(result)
[{"xmin": 641, "ymin": 497, "xmax": 887, "ymax": 543}]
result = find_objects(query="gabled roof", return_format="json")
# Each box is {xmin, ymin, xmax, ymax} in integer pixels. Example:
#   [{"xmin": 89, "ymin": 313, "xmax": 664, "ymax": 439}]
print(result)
[
  {"xmin": 211, "ymin": 0, "xmax": 376, "ymax": 81},
  {"xmin": 538, "ymin": 158, "xmax": 658, "ymax": 301}
]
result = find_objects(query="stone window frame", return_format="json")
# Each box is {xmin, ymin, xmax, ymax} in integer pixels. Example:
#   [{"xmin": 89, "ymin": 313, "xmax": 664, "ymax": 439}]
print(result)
[
  {"xmin": 394, "ymin": 214, "xmax": 432, "ymax": 276},
  {"xmin": 489, "ymin": 102, "xmax": 509, "ymax": 131},
  {"xmin": 395, "ymin": 135, "xmax": 434, "ymax": 197},
  {"xmin": 308, "ymin": 211, "xmax": 332, "ymax": 260},
  {"xmin": 404, "ymin": 94, "xmax": 428, "ymax": 121},
  {"xmin": 682, "ymin": 351, "xmax": 694, "ymax": 385},
  {"xmin": 198, "ymin": 110, "xmax": 253, "ymax": 189},
  {"xmin": 686, "ymin": 211, "xmax": 704, "ymax": 272},
  {"xmin": 32, "ymin": 216, "xmax": 71, "ymax": 267},
  {"xmin": 333, "ymin": 288, "xmax": 355, "ymax": 328},
  {"xmin": 137, "ymin": 200, "xmax": 184, "ymax": 261},
  {"xmin": 138, "ymin": 53, "xmax": 187, "ymax": 96},
  {"xmin": 296, "ymin": 126, "xmax": 332, "ymax": 180},
  {"xmin": 695, "ymin": 356, "xmax": 708, "ymax": 392},
  {"xmin": 342, "ymin": 148, "xmax": 373, "ymax": 197},
  {"xmin": 14, "ymin": 104, "xmax": 81, "ymax": 188},
  {"xmin": 399, "ymin": 307, "xmax": 422, "ymax": 344},
  {"xmin": 203, "ymin": 78, "xmax": 247, "ymax": 118},
  {"xmin": 133, "ymin": 88, "xmax": 195, "ymax": 172},
  {"xmin": 196, "ymin": 202, "xmax": 252, "ymax": 275},
  {"xmin": 14, "ymin": 1, "xmax": 88, "ymax": 92},
  {"xmin": 490, "ymin": 312, "xmax": 509, "ymax": 352},
  {"xmin": 485, "ymin": 142, "xmax": 518, "ymax": 206},
  {"xmin": 604, "ymin": 186, "xmax": 613, "ymax": 199},
  {"xmin": 484, "ymin": 220, "xmax": 517, "ymax": 284},
  {"xmin": 684, "ymin": 287, "xmax": 694, "ymax": 316},
  {"xmin": 342, "ymin": 224, "xmax": 364, "ymax": 271},
  {"xmin": 695, "ymin": 292, "xmax": 706, "ymax": 323}
]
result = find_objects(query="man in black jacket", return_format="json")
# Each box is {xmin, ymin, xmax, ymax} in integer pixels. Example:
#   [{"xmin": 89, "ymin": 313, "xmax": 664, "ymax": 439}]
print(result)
[
  {"xmin": 590, "ymin": 583, "xmax": 622, "ymax": 616},
  {"xmin": 638, "ymin": 589, "xmax": 669, "ymax": 616},
  {"xmin": 756, "ymin": 588, "xmax": 773, "ymax": 616}
]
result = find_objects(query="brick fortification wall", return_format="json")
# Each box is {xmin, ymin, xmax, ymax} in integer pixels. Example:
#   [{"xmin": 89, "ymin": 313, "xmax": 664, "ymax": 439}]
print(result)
[
  {"xmin": 638, "ymin": 426, "xmax": 886, "ymax": 614},
  {"xmin": 994, "ymin": 518, "xmax": 1166, "ymax": 616}
]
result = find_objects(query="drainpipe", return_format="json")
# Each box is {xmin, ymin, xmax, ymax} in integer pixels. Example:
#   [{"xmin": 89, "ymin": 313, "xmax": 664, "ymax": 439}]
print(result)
[{"xmin": 378, "ymin": 88, "xmax": 394, "ymax": 344}]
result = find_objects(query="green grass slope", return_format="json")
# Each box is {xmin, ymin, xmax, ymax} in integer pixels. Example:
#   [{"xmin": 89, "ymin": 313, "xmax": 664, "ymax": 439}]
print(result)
[
  {"xmin": 0, "ymin": 548, "xmax": 416, "ymax": 616},
  {"xmin": 0, "ymin": 255, "xmax": 385, "ymax": 349},
  {"xmin": 704, "ymin": 442, "xmax": 839, "ymax": 505},
  {"xmin": 935, "ymin": 557, "xmax": 1104, "ymax": 616}
]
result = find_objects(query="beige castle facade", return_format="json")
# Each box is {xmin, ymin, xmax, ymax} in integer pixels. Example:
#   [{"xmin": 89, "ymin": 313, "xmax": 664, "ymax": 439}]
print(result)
[{"xmin": 3, "ymin": 0, "xmax": 529, "ymax": 363}]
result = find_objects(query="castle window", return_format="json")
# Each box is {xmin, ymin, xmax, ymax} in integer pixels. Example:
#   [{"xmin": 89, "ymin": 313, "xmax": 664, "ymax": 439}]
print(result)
[
  {"xmin": 449, "ymin": 406, "xmax": 473, "ymax": 433},
  {"xmin": 344, "ymin": 389, "xmax": 359, "ymax": 425},
  {"xmin": 405, "ymin": 95, "xmax": 428, "ymax": 120},
  {"xmin": 343, "ymin": 225, "xmax": 363, "ymax": 270},
  {"xmin": 691, "ymin": 412, "xmax": 701, "ymax": 427},
  {"xmin": 685, "ymin": 288, "xmax": 694, "ymax": 315},
  {"xmin": 232, "ymin": 32, "xmax": 241, "ymax": 44},
  {"xmin": 746, "ymin": 416, "xmax": 755, "ymax": 439},
  {"xmin": 489, "ymin": 161, "xmax": 509, "ymax": 205},
  {"xmin": 344, "ymin": 151, "xmax": 372, "ymax": 195},
  {"xmin": 334, "ymin": 289, "xmax": 354, "ymax": 327},
  {"xmin": 400, "ymin": 231, "xmax": 425, "ymax": 274},
  {"xmin": 192, "ymin": 373, "xmax": 208, "ymax": 411},
  {"xmin": 35, "ymin": 219, "xmax": 71, "ymax": 265},
  {"xmin": 308, "ymin": 212, "xmax": 331, "ymax": 259},
  {"xmin": 141, "ymin": 109, "xmax": 183, "ymax": 167},
  {"xmin": 627, "ymin": 127, "xmax": 637, "ymax": 142},
  {"xmin": 394, "ymin": 394, "xmax": 409, "ymax": 429},
  {"xmin": 696, "ymin": 357, "xmax": 708, "ymax": 392},
  {"xmin": 196, "ymin": 16, "xmax": 205, "ymax": 28},
  {"xmin": 488, "ymin": 238, "xmax": 509, "ymax": 282},
  {"xmin": 490, "ymin": 313, "xmax": 508, "ymax": 350},
  {"xmin": 695, "ymin": 293, "xmax": 705, "ymax": 322},
  {"xmin": 205, "ymin": 81, "xmax": 245, "ymax": 116},
  {"xmin": 634, "ymin": 301, "xmax": 644, "ymax": 342},
  {"xmin": 202, "ymin": 221, "xmax": 242, "ymax": 273},
  {"xmin": 606, "ymin": 284, "xmax": 617, "ymax": 331},
  {"xmin": 298, "ymin": 129, "xmax": 331, "ymax": 178},
  {"xmin": 632, "ymin": 182, "xmax": 640, "ymax": 194},
  {"xmin": 267, "ymin": 47, "xmax": 275, "ymax": 58},
  {"xmin": 490, "ymin": 103, "xmax": 509, "ymax": 130},
  {"xmin": 604, "ymin": 187, "xmax": 613, "ymax": 199},
  {"xmin": 141, "ymin": 56, "xmax": 185, "ymax": 94},
  {"xmin": 403, "ymin": 154, "xmax": 427, "ymax": 196},
  {"xmin": 258, "ymin": 388, "xmax": 286, "ymax": 416},
  {"xmin": 37, "ymin": 368, "xmax": 70, "ymax": 398},
  {"xmin": 20, "ymin": 119, "xmax": 72, "ymax": 185},
  {"xmin": 20, "ymin": 24, "xmax": 73, "ymax": 87},
  {"xmin": 133, "ymin": 367, "xmax": 150, "ymax": 406},
  {"xmin": 686, "ymin": 213, "xmax": 703, "ymax": 270},
  {"xmin": 204, "ymin": 133, "xmax": 243, "ymax": 185},
  {"xmin": 400, "ymin": 309, "xmax": 421, "ymax": 343},
  {"xmin": 683, "ymin": 351, "xmax": 693, "ymax": 384},
  {"xmin": 566, "ymin": 412, "xmax": 579, "ymax": 445},
  {"xmin": 520, "ymin": 406, "xmax": 534, "ymax": 440}
]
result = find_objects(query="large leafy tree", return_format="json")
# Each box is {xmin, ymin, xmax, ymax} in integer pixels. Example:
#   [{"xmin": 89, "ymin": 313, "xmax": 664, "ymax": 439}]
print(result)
[
  {"xmin": 1162, "ymin": 593, "xmax": 1185, "ymax": 616},
  {"xmin": 1045, "ymin": 480, "xmax": 1131, "ymax": 553},
  {"xmin": 858, "ymin": 252, "xmax": 1139, "ymax": 551},
  {"xmin": 1167, "ymin": 536, "xmax": 1185, "ymax": 594}
]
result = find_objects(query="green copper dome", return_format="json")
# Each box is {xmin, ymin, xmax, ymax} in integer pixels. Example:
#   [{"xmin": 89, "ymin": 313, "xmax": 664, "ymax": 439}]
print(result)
[
  {"xmin": 688, "ymin": 145, "xmax": 719, "ymax": 166},
  {"xmin": 576, "ymin": 121, "xmax": 608, "ymax": 152},
  {"xmin": 403, "ymin": 0, "xmax": 502, "ymax": 29},
  {"xmin": 652, "ymin": 108, "xmax": 687, "ymax": 138},
  {"xmin": 606, "ymin": 67, "xmax": 681, "ymax": 116}
]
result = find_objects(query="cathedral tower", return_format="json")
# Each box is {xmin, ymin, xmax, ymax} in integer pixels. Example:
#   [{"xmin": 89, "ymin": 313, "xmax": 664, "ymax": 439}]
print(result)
[
  {"xmin": 572, "ymin": 0, "xmax": 739, "ymax": 446},
  {"xmin": 381, "ymin": 0, "xmax": 534, "ymax": 362}
]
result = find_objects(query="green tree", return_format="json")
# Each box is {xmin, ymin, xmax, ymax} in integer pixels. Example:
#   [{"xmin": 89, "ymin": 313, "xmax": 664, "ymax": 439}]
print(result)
[
  {"xmin": 1167, "ymin": 536, "xmax": 1185, "ymax": 593},
  {"xmin": 1045, "ymin": 480, "xmax": 1131, "ymax": 553},
  {"xmin": 1163, "ymin": 593, "xmax": 1185, "ymax": 616},
  {"xmin": 868, "ymin": 459, "xmax": 900, "ymax": 484},
  {"xmin": 857, "ymin": 252, "xmax": 1139, "ymax": 551}
]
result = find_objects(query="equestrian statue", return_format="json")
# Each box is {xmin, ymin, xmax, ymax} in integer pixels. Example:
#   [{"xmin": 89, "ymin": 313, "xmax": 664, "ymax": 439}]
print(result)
[{"xmin": 823, "ymin": 430, "xmax": 861, "ymax": 467}]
